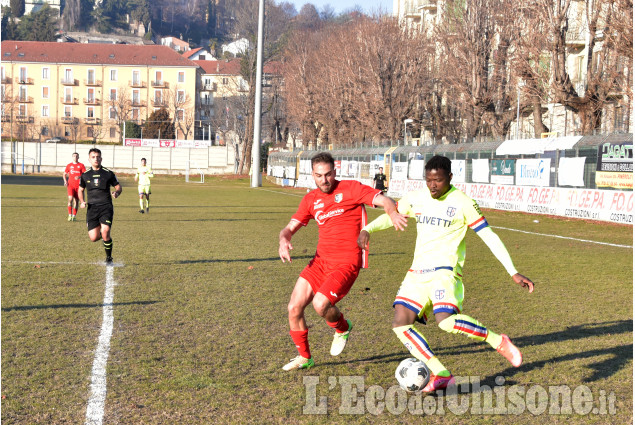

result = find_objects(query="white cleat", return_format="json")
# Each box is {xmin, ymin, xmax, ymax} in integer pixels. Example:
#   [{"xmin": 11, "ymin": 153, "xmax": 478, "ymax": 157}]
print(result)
[
  {"xmin": 330, "ymin": 320, "xmax": 352, "ymax": 356},
  {"xmin": 282, "ymin": 355, "xmax": 314, "ymax": 371}
]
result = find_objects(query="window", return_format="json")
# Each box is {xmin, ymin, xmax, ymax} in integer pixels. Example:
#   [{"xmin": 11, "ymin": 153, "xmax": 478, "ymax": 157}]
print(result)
[
  {"xmin": 177, "ymin": 109, "xmax": 184, "ymax": 121},
  {"xmin": 177, "ymin": 90, "xmax": 185, "ymax": 103},
  {"xmin": 42, "ymin": 86, "xmax": 49, "ymax": 99},
  {"xmin": 65, "ymin": 127, "xmax": 71, "ymax": 137},
  {"xmin": 110, "ymin": 88, "xmax": 117, "ymax": 101},
  {"xmin": 64, "ymin": 106, "xmax": 72, "ymax": 117},
  {"xmin": 132, "ymin": 89, "xmax": 140, "ymax": 104},
  {"xmin": 19, "ymin": 86, "xmax": 27, "ymax": 102},
  {"xmin": 64, "ymin": 87, "xmax": 72, "ymax": 103},
  {"xmin": 42, "ymin": 105, "xmax": 49, "ymax": 117},
  {"xmin": 87, "ymin": 88, "xmax": 95, "ymax": 102},
  {"xmin": 222, "ymin": 77, "xmax": 228, "ymax": 85},
  {"xmin": 154, "ymin": 90, "xmax": 162, "ymax": 104},
  {"xmin": 64, "ymin": 68, "xmax": 73, "ymax": 83},
  {"xmin": 42, "ymin": 67, "xmax": 49, "ymax": 80},
  {"xmin": 178, "ymin": 71, "xmax": 185, "ymax": 83},
  {"xmin": 110, "ymin": 127, "xmax": 116, "ymax": 138},
  {"xmin": 19, "ymin": 104, "xmax": 26, "ymax": 116},
  {"xmin": 87, "ymin": 127, "xmax": 94, "ymax": 138},
  {"xmin": 132, "ymin": 70, "xmax": 140, "ymax": 85},
  {"xmin": 132, "ymin": 108, "xmax": 139, "ymax": 120},
  {"xmin": 19, "ymin": 67, "xmax": 27, "ymax": 83},
  {"xmin": 87, "ymin": 106, "xmax": 94, "ymax": 118},
  {"xmin": 87, "ymin": 69, "xmax": 95, "ymax": 84},
  {"xmin": 155, "ymin": 71, "xmax": 162, "ymax": 84},
  {"xmin": 110, "ymin": 108, "xmax": 117, "ymax": 119},
  {"xmin": 110, "ymin": 69, "xmax": 117, "ymax": 81}
]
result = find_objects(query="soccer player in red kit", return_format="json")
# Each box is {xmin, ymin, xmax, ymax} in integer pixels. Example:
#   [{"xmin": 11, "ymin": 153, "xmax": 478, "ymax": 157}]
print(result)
[
  {"xmin": 63, "ymin": 152, "xmax": 86, "ymax": 221},
  {"xmin": 279, "ymin": 152, "xmax": 408, "ymax": 371}
]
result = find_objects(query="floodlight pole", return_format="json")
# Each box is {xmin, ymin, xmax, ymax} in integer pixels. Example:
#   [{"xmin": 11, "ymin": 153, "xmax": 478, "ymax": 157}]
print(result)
[{"xmin": 251, "ymin": 0, "xmax": 265, "ymax": 188}]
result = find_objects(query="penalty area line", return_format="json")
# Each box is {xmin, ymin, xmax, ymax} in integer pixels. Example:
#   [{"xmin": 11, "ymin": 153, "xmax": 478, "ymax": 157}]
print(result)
[
  {"xmin": 85, "ymin": 265, "xmax": 117, "ymax": 425},
  {"xmin": 492, "ymin": 226, "xmax": 633, "ymax": 249}
]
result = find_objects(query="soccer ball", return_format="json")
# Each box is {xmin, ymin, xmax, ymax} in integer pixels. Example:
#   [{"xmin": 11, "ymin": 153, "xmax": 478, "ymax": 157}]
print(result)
[{"xmin": 395, "ymin": 358, "xmax": 430, "ymax": 392}]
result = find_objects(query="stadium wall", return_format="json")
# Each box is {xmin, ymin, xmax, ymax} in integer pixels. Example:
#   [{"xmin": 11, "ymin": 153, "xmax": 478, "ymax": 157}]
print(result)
[
  {"xmin": 0, "ymin": 141, "xmax": 237, "ymax": 175},
  {"xmin": 267, "ymin": 134, "xmax": 633, "ymax": 224}
]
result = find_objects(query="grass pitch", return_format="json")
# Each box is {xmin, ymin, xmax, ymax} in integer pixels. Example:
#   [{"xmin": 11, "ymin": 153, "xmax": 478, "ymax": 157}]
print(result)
[{"xmin": 1, "ymin": 174, "xmax": 633, "ymax": 424}]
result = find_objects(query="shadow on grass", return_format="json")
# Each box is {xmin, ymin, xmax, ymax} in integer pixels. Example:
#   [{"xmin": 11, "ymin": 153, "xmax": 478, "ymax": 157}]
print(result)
[
  {"xmin": 172, "ymin": 251, "xmax": 408, "ymax": 265},
  {"xmin": 2, "ymin": 300, "xmax": 158, "ymax": 312}
]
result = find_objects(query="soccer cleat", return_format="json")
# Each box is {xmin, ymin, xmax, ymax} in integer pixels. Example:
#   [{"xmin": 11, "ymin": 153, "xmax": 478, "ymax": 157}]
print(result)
[
  {"xmin": 496, "ymin": 334, "xmax": 522, "ymax": 367},
  {"xmin": 330, "ymin": 320, "xmax": 352, "ymax": 356},
  {"xmin": 105, "ymin": 256, "xmax": 113, "ymax": 265},
  {"xmin": 71, "ymin": 215, "xmax": 76, "ymax": 221},
  {"xmin": 68, "ymin": 215, "xmax": 72, "ymax": 221},
  {"xmin": 139, "ymin": 209, "xmax": 144, "ymax": 214},
  {"xmin": 282, "ymin": 356, "xmax": 314, "ymax": 371},
  {"xmin": 145, "ymin": 207, "xmax": 149, "ymax": 213},
  {"xmin": 421, "ymin": 373, "xmax": 455, "ymax": 393}
]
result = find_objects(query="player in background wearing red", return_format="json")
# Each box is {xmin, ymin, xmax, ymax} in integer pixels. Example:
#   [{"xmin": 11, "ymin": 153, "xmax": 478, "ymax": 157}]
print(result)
[
  {"xmin": 63, "ymin": 152, "xmax": 86, "ymax": 221},
  {"xmin": 278, "ymin": 152, "xmax": 408, "ymax": 371}
]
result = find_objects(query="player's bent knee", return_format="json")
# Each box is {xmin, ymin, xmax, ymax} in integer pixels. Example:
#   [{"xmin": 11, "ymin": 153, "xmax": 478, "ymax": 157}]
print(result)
[
  {"xmin": 288, "ymin": 302, "xmax": 304, "ymax": 319},
  {"xmin": 311, "ymin": 297, "xmax": 331, "ymax": 318}
]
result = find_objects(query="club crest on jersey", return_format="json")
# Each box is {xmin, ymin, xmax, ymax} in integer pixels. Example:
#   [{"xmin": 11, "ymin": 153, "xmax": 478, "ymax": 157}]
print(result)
[
  {"xmin": 435, "ymin": 289, "xmax": 445, "ymax": 300},
  {"xmin": 334, "ymin": 193, "xmax": 343, "ymax": 203},
  {"xmin": 93, "ymin": 178, "xmax": 99, "ymax": 185},
  {"xmin": 447, "ymin": 207, "xmax": 456, "ymax": 217}
]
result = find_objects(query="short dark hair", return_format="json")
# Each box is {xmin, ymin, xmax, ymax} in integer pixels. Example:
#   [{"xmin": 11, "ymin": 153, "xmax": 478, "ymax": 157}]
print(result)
[
  {"xmin": 425, "ymin": 155, "xmax": 452, "ymax": 175},
  {"xmin": 72, "ymin": 152, "xmax": 79, "ymax": 156},
  {"xmin": 141, "ymin": 158, "xmax": 146, "ymax": 162},
  {"xmin": 311, "ymin": 152, "xmax": 335, "ymax": 170},
  {"xmin": 89, "ymin": 148, "xmax": 102, "ymax": 156}
]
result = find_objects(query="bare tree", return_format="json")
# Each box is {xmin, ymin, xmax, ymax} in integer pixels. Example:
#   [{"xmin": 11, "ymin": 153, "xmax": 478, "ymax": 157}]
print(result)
[
  {"xmin": 166, "ymin": 84, "xmax": 193, "ymax": 139},
  {"xmin": 105, "ymin": 85, "xmax": 132, "ymax": 142}
]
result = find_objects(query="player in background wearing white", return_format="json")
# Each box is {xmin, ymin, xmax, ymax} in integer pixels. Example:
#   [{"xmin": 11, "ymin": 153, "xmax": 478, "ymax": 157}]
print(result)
[
  {"xmin": 134, "ymin": 158, "xmax": 154, "ymax": 214},
  {"xmin": 358, "ymin": 155, "xmax": 535, "ymax": 393},
  {"xmin": 63, "ymin": 152, "xmax": 86, "ymax": 221}
]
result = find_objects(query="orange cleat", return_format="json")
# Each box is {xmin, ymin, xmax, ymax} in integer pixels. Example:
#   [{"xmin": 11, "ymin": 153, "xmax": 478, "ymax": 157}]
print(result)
[
  {"xmin": 497, "ymin": 334, "xmax": 522, "ymax": 367},
  {"xmin": 421, "ymin": 374, "xmax": 455, "ymax": 393}
]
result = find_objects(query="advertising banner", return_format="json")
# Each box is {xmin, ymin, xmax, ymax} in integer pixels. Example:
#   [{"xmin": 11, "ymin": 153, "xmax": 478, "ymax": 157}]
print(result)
[
  {"xmin": 491, "ymin": 159, "xmax": 515, "ymax": 185},
  {"xmin": 596, "ymin": 142, "xmax": 633, "ymax": 189},
  {"xmin": 387, "ymin": 180, "xmax": 632, "ymax": 224},
  {"xmin": 391, "ymin": 162, "xmax": 408, "ymax": 180},
  {"xmin": 409, "ymin": 159, "xmax": 425, "ymax": 180},
  {"xmin": 124, "ymin": 138, "xmax": 212, "ymax": 148},
  {"xmin": 516, "ymin": 158, "xmax": 551, "ymax": 187},
  {"xmin": 471, "ymin": 159, "xmax": 490, "ymax": 183},
  {"xmin": 451, "ymin": 159, "xmax": 466, "ymax": 183},
  {"xmin": 557, "ymin": 157, "xmax": 586, "ymax": 187}
]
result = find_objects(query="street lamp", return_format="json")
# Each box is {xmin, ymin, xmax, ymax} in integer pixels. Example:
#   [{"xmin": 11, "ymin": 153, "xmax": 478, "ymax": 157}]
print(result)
[
  {"xmin": 515, "ymin": 81, "xmax": 525, "ymax": 140},
  {"xmin": 404, "ymin": 119, "xmax": 414, "ymax": 146}
]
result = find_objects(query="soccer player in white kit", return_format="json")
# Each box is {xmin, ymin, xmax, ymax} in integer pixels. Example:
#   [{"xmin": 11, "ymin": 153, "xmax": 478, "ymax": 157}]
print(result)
[{"xmin": 358, "ymin": 155, "xmax": 534, "ymax": 393}]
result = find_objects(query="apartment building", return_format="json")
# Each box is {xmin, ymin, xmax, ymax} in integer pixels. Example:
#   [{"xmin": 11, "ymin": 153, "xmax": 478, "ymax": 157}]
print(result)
[
  {"xmin": 1, "ymin": 41, "xmax": 198, "ymax": 142},
  {"xmin": 194, "ymin": 59, "xmax": 248, "ymax": 124}
]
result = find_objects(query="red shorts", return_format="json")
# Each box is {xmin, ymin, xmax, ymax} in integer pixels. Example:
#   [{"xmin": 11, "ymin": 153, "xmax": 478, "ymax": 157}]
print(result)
[
  {"xmin": 300, "ymin": 256, "xmax": 360, "ymax": 305},
  {"xmin": 67, "ymin": 185, "xmax": 79, "ymax": 197}
]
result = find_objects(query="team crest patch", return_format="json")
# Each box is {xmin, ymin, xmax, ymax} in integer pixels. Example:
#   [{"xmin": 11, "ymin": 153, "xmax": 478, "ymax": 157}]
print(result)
[
  {"xmin": 447, "ymin": 207, "xmax": 456, "ymax": 217},
  {"xmin": 435, "ymin": 289, "xmax": 445, "ymax": 300},
  {"xmin": 334, "ymin": 193, "xmax": 343, "ymax": 203}
]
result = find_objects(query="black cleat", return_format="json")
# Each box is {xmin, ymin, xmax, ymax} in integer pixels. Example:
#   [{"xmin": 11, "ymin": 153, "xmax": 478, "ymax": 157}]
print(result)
[
  {"xmin": 139, "ymin": 209, "xmax": 144, "ymax": 214},
  {"xmin": 105, "ymin": 256, "xmax": 113, "ymax": 264},
  {"xmin": 145, "ymin": 207, "xmax": 149, "ymax": 213}
]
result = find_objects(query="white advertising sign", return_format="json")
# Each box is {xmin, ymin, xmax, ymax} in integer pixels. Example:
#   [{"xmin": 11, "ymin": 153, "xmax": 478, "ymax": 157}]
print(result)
[
  {"xmin": 558, "ymin": 157, "xmax": 586, "ymax": 187},
  {"xmin": 516, "ymin": 158, "xmax": 551, "ymax": 187},
  {"xmin": 451, "ymin": 160, "xmax": 466, "ymax": 183},
  {"xmin": 391, "ymin": 162, "xmax": 408, "ymax": 180},
  {"xmin": 471, "ymin": 159, "xmax": 490, "ymax": 183}
]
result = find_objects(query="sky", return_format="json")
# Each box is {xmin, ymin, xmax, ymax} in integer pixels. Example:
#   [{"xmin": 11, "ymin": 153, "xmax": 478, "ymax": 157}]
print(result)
[{"xmin": 284, "ymin": 0, "xmax": 393, "ymax": 16}]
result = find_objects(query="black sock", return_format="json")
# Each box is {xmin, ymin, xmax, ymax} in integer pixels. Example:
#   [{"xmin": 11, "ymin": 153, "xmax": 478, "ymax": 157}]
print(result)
[{"xmin": 103, "ymin": 239, "xmax": 113, "ymax": 258}]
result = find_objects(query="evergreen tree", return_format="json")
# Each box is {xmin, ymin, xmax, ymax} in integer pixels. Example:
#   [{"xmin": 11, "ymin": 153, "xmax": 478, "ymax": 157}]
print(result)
[
  {"xmin": 144, "ymin": 108, "xmax": 175, "ymax": 139},
  {"xmin": 10, "ymin": 0, "xmax": 24, "ymax": 17},
  {"xmin": 122, "ymin": 120, "xmax": 142, "ymax": 138},
  {"xmin": 1, "ymin": 7, "xmax": 20, "ymax": 40},
  {"xmin": 18, "ymin": 4, "xmax": 57, "ymax": 41},
  {"xmin": 206, "ymin": 0, "xmax": 216, "ymax": 37}
]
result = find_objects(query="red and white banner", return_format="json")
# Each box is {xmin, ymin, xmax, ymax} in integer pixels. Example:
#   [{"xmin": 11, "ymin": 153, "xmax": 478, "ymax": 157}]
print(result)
[
  {"xmin": 124, "ymin": 138, "xmax": 212, "ymax": 148},
  {"xmin": 388, "ymin": 179, "xmax": 633, "ymax": 224}
]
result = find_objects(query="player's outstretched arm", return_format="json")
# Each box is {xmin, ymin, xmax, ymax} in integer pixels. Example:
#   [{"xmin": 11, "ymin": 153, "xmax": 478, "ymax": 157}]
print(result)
[
  {"xmin": 512, "ymin": 273, "xmax": 534, "ymax": 293},
  {"xmin": 373, "ymin": 194, "xmax": 408, "ymax": 231},
  {"xmin": 279, "ymin": 220, "xmax": 302, "ymax": 263}
]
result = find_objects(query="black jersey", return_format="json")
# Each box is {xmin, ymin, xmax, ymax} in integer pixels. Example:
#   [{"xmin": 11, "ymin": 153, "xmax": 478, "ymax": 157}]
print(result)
[{"xmin": 79, "ymin": 167, "xmax": 120, "ymax": 206}]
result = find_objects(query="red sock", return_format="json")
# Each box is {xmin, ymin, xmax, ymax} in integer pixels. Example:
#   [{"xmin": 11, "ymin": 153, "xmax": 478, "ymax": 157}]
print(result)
[
  {"xmin": 289, "ymin": 330, "xmax": 311, "ymax": 358},
  {"xmin": 327, "ymin": 314, "xmax": 349, "ymax": 333},
  {"xmin": 68, "ymin": 206, "xmax": 72, "ymax": 214},
  {"xmin": 72, "ymin": 208, "xmax": 77, "ymax": 215}
]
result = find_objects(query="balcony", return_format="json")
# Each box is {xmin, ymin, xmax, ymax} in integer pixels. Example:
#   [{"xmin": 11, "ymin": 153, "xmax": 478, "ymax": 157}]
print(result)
[
  {"xmin": 84, "ymin": 117, "xmax": 101, "ymax": 125},
  {"xmin": 151, "ymin": 80, "xmax": 169, "ymax": 88},
  {"xmin": 1, "ymin": 114, "xmax": 10, "ymax": 122},
  {"xmin": 2, "ymin": 95, "xmax": 11, "ymax": 103},
  {"xmin": 84, "ymin": 97, "xmax": 101, "ymax": 105},
  {"xmin": 84, "ymin": 79, "xmax": 102, "ymax": 86},
  {"xmin": 152, "ymin": 99, "xmax": 167, "ymax": 107},
  {"xmin": 61, "ymin": 96, "xmax": 79, "ymax": 105},
  {"xmin": 202, "ymin": 83, "xmax": 217, "ymax": 92},
  {"xmin": 15, "ymin": 115, "xmax": 34, "ymax": 123},
  {"xmin": 18, "ymin": 77, "xmax": 33, "ymax": 85},
  {"xmin": 131, "ymin": 99, "xmax": 146, "ymax": 107},
  {"xmin": 1, "ymin": 76, "xmax": 11, "ymax": 84},
  {"xmin": 18, "ymin": 96, "xmax": 34, "ymax": 103},
  {"xmin": 61, "ymin": 78, "xmax": 78, "ymax": 86},
  {"xmin": 130, "ymin": 80, "xmax": 146, "ymax": 88},
  {"xmin": 61, "ymin": 116, "xmax": 78, "ymax": 124}
]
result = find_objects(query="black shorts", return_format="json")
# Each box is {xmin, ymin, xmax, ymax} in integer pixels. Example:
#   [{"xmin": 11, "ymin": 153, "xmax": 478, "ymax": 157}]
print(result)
[{"xmin": 86, "ymin": 203, "xmax": 114, "ymax": 231}]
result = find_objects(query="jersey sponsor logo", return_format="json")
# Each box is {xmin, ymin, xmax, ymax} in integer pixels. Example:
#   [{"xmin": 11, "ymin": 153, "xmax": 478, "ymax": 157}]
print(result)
[
  {"xmin": 435, "ymin": 289, "xmax": 445, "ymax": 300},
  {"xmin": 447, "ymin": 207, "xmax": 456, "ymax": 217},
  {"xmin": 415, "ymin": 214, "xmax": 452, "ymax": 227},
  {"xmin": 330, "ymin": 291, "xmax": 338, "ymax": 298},
  {"xmin": 314, "ymin": 208, "xmax": 344, "ymax": 225},
  {"xmin": 313, "ymin": 199, "xmax": 325, "ymax": 210},
  {"xmin": 334, "ymin": 193, "xmax": 343, "ymax": 203}
]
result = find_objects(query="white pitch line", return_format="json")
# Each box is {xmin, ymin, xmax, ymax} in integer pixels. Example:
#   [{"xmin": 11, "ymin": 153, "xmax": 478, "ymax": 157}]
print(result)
[
  {"xmin": 492, "ymin": 226, "xmax": 633, "ymax": 249},
  {"xmin": 85, "ymin": 265, "xmax": 116, "ymax": 425}
]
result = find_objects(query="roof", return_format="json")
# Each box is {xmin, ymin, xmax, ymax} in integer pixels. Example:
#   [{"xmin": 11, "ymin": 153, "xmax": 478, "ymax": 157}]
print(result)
[
  {"xmin": 1, "ymin": 41, "xmax": 198, "ymax": 67},
  {"xmin": 195, "ymin": 59, "xmax": 242, "ymax": 75},
  {"xmin": 183, "ymin": 47, "xmax": 203, "ymax": 59},
  {"xmin": 194, "ymin": 59, "xmax": 283, "ymax": 76}
]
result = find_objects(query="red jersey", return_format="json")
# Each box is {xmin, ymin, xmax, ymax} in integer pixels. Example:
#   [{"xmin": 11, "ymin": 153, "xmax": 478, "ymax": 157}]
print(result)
[
  {"xmin": 292, "ymin": 180, "xmax": 381, "ymax": 268},
  {"xmin": 65, "ymin": 162, "xmax": 86, "ymax": 187}
]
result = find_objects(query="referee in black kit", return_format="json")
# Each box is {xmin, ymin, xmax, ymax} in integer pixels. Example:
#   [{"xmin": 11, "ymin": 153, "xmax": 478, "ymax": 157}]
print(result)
[{"xmin": 78, "ymin": 148, "xmax": 122, "ymax": 264}]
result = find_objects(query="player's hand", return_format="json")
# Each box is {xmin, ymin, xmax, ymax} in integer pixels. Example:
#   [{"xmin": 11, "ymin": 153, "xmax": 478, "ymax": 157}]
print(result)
[
  {"xmin": 64, "ymin": 181, "xmax": 68, "ymax": 186},
  {"xmin": 80, "ymin": 202, "xmax": 86, "ymax": 209},
  {"xmin": 357, "ymin": 230, "xmax": 370, "ymax": 250},
  {"xmin": 111, "ymin": 191, "xmax": 119, "ymax": 199},
  {"xmin": 512, "ymin": 273, "xmax": 534, "ymax": 293},
  {"xmin": 389, "ymin": 210, "xmax": 408, "ymax": 231},
  {"xmin": 279, "ymin": 239, "xmax": 293, "ymax": 263}
]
